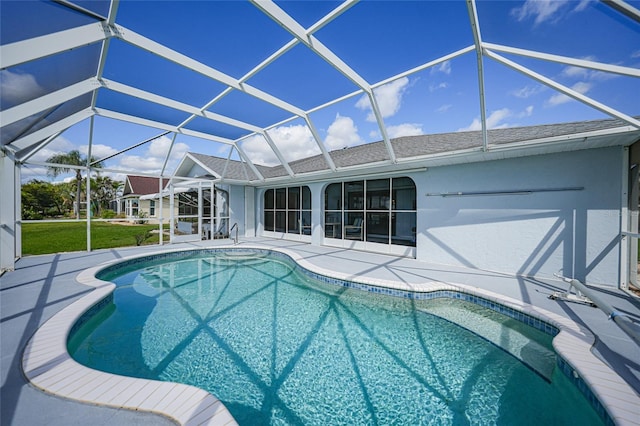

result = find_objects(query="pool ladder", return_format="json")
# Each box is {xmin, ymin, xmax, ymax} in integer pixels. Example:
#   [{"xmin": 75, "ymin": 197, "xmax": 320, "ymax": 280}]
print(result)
[{"xmin": 230, "ymin": 222, "xmax": 238, "ymax": 245}]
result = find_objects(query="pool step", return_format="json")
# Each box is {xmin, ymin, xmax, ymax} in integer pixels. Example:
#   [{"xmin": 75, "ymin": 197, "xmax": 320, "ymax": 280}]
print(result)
[
  {"xmin": 213, "ymin": 251, "xmax": 269, "ymax": 263},
  {"xmin": 420, "ymin": 301, "xmax": 556, "ymax": 381}
]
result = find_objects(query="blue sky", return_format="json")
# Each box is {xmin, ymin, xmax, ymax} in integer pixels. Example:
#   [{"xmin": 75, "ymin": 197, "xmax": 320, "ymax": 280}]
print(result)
[{"xmin": 3, "ymin": 0, "xmax": 639, "ymax": 182}]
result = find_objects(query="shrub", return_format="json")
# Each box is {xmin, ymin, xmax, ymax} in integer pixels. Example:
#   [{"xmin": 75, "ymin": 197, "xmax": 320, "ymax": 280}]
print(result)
[
  {"xmin": 23, "ymin": 208, "xmax": 43, "ymax": 220},
  {"xmin": 135, "ymin": 212, "xmax": 148, "ymax": 224},
  {"xmin": 100, "ymin": 209, "xmax": 117, "ymax": 219},
  {"xmin": 134, "ymin": 230, "xmax": 152, "ymax": 246}
]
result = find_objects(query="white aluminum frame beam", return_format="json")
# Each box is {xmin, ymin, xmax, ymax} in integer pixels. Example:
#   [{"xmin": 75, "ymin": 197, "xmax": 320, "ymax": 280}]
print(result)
[
  {"xmin": 253, "ymin": 1, "xmax": 369, "ymax": 89},
  {"xmin": 161, "ymin": 133, "xmax": 178, "ymax": 175},
  {"xmin": 604, "ymin": 0, "xmax": 640, "ymax": 23},
  {"xmin": 1, "ymin": 78, "xmax": 99, "ymax": 127},
  {"xmin": 307, "ymin": 1, "xmax": 358, "ymax": 33},
  {"xmin": 86, "ymin": 116, "xmax": 94, "ymax": 251},
  {"xmin": 234, "ymin": 144, "xmax": 265, "ymax": 181},
  {"xmin": 224, "ymin": 1, "xmax": 354, "ymax": 172},
  {"xmin": 262, "ymin": 131, "xmax": 295, "ymax": 177},
  {"xmin": 304, "ymin": 115, "xmax": 337, "ymax": 171},
  {"xmin": 483, "ymin": 43, "xmax": 640, "ymax": 78},
  {"xmin": 10, "ymin": 108, "xmax": 94, "ymax": 151},
  {"xmin": 0, "ymin": 22, "xmax": 109, "ymax": 70},
  {"xmin": 55, "ymin": 0, "xmax": 107, "ymax": 20},
  {"xmin": 373, "ymin": 46, "xmax": 476, "ymax": 89},
  {"xmin": 485, "ymin": 50, "xmax": 640, "ymax": 129},
  {"xmin": 91, "ymin": 0, "xmax": 119, "ymax": 109},
  {"xmin": 467, "ymin": 0, "xmax": 489, "ymax": 151},
  {"xmin": 221, "ymin": 145, "xmax": 235, "ymax": 181},
  {"xmin": 0, "ymin": 150, "xmax": 19, "ymax": 271},
  {"xmin": 95, "ymin": 108, "xmax": 237, "ymax": 144},
  {"xmin": 101, "ymin": 79, "xmax": 263, "ymax": 133},
  {"xmin": 251, "ymin": 0, "xmax": 397, "ymax": 163},
  {"xmin": 116, "ymin": 26, "xmax": 306, "ymax": 117},
  {"xmin": 17, "ymin": 131, "xmax": 63, "ymax": 162}
]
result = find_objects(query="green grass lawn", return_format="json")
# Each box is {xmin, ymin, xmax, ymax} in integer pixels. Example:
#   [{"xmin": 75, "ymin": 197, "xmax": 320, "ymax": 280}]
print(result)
[{"xmin": 22, "ymin": 221, "xmax": 169, "ymax": 255}]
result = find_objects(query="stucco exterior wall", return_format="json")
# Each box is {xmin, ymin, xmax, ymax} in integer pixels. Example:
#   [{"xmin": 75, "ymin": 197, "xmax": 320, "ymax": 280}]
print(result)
[
  {"xmin": 229, "ymin": 184, "xmax": 246, "ymax": 237},
  {"xmin": 414, "ymin": 147, "xmax": 623, "ymax": 286}
]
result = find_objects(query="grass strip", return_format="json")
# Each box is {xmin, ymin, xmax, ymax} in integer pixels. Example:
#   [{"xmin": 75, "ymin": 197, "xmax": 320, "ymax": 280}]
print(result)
[{"xmin": 22, "ymin": 221, "xmax": 167, "ymax": 255}]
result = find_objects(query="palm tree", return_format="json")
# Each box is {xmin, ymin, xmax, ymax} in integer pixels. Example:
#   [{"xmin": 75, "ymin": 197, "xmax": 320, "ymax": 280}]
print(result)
[
  {"xmin": 92, "ymin": 175, "xmax": 122, "ymax": 216},
  {"xmin": 46, "ymin": 150, "xmax": 103, "ymax": 219}
]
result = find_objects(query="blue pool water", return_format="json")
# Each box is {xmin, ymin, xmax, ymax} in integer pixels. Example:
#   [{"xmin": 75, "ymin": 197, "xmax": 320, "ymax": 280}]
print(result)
[{"xmin": 69, "ymin": 252, "xmax": 603, "ymax": 425}]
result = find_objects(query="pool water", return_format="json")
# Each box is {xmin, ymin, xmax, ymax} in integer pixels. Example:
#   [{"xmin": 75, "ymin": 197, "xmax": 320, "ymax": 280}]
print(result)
[{"xmin": 69, "ymin": 253, "xmax": 603, "ymax": 425}]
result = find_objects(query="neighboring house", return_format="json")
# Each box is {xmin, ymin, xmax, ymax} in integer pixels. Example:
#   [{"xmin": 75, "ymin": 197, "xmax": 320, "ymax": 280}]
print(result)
[{"xmin": 118, "ymin": 175, "xmax": 175, "ymax": 224}]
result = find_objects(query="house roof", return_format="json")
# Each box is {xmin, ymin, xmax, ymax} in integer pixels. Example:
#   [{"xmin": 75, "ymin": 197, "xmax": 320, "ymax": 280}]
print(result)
[
  {"xmin": 123, "ymin": 175, "xmax": 169, "ymax": 196},
  {"xmin": 183, "ymin": 116, "xmax": 640, "ymax": 184}
]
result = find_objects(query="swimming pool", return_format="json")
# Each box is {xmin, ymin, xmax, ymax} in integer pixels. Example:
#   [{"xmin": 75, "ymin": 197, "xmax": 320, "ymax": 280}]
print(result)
[{"xmin": 68, "ymin": 249, "xmax": 604, "ymax": 425}]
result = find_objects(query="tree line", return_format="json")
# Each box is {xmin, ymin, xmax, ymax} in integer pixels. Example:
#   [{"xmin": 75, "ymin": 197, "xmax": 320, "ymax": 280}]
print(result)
[{"xmin": 22, "ymin": 150, "xmax": 123, "ymax": 220}]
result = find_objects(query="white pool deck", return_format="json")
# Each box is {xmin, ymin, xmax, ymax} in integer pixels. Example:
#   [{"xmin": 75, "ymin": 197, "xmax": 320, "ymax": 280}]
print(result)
[{"xmin": 2, "ymin": 237, "xmax": 640, "ymax": 425}]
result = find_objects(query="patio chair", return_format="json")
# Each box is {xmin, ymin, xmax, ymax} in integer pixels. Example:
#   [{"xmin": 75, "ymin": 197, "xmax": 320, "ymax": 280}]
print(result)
[{"xmin": 344, "ymin": 217, "xmax": 363, "ymax": 240}]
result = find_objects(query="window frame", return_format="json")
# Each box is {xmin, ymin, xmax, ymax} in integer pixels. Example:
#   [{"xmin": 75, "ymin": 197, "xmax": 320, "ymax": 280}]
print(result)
[
  {"xmin": 263, "ymin": 186, "xmax": 312, "ymax": 236},
  {"xmin": 323, "ymin": 177, "xmax": 416, "ymax": 248}
]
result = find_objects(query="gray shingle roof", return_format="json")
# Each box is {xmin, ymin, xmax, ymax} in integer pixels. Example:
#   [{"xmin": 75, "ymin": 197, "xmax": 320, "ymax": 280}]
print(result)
[
  {"xmin": 189, "ymin": 152, "xmax": 264, "ymax": 181},
  {"xmin": 193, "ymin": 117, "xmax": 637, "ymax": 181}
]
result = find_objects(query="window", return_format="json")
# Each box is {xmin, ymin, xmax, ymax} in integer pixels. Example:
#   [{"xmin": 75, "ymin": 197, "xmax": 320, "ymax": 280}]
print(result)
[
  {"xmin": 125, "ymin": 198, "xmax": 139, "ymax": 217},
  {"xmin": 149, "ymin": 200, "xmax": 156, "ymax": 216},
  {"xmin": 324, "ymin": 177, "xmax": 416, "ymax": 247},
  {"xmin": 264, "ymin": 186, "xmax": 311, "ymax": 235}
]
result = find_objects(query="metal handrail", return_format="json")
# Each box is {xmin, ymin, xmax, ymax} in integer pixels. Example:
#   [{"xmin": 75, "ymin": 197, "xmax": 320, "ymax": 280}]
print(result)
[
  {"xmin": 230, "ymin": 222, "xmax": 238, "ymax": 245},
  {"xmin": 553, "ymin": 274, "xmax": 640, "ymax": 347}
]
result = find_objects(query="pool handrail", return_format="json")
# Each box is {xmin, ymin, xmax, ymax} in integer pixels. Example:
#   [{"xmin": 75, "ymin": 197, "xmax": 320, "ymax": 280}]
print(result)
[
  {"xmin": 230, "ymin": 222, "xmax": 238, "ymax": 245},
  {"xmin": 553, "ymin": 273, "xmax": 640, "ymax": 347}
]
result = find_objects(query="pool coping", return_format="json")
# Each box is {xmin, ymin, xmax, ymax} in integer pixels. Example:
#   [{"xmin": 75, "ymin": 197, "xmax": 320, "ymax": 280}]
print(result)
[{"xmin": 21, "ymin": 244, "xmax": 640, "ymax": 426}]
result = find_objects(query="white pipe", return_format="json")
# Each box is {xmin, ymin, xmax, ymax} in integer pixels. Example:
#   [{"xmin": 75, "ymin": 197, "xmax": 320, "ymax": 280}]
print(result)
[{"xmin": 555, "ymin": 274, "xmax": 640, "ymax": 347}]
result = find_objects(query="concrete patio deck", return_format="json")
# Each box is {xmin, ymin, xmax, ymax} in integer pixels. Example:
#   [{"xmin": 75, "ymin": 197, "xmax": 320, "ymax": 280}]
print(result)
[{"xmin": 2, "ymin": 237, "xmax": 639, "ymax": 425}]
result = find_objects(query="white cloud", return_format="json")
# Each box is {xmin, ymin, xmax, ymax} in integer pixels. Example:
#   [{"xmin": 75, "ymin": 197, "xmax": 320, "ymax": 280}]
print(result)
[
  {"xmin": 356, "ymin": 77, "xmax": 410, "ymax": 122},
  {"xmin": 511, "ymin": 0, "xmax": 568, "ymax": 25},
  {"xmin": 436, "ymin": 104, "xmax": 452, "ymax": 113},
  {"xmin": 561, "ymin": 61, "xmax": 615, "ymax": 83},
  {"xmin": 268, "ymin": 125, "xmax": 320, "ymax": 162},
  {"xmin": 241, "ymin": 124, "xmax": 320, "ymax": 166},
  {"xmin": 324, "ymin": 114, "xmax": 363, "ymax": 150},
  {"xmin": 28, "ymin": 136, "xmax": 76, "ymax": 163},
  {"xmin": 118, "ymin": 155, "xmax": 166, "ymax": 172},
  {"xmin": 632, "ymin": 50, "xmax": 640, "ymax": 59},
  {"xmin": 429, "ymin": 82, "xmax": 449, "ymax": 92},
  {"xmin": 511, "ymin": 0, "xmax": 591, "ymax": 25},
  {"xmin": 547, "ymin": 82, "xmax": 592, "ymax": 106},
  {"xmin": 511, "ymin": 85, "xmax": 544, "ymax": 99},
  {"xmin": 574, "ymin": 0, "xmax": 594, "ymax": 12},
  {"xmin": 519, "ymin": 106, "xmax": 534, "ymax": 118},
  {"xmin": 386, "ymin": 123, "xmax": 423, "ymax": 138},
  {"xmin": 434, "ymin": 61, "xmax": 451, "ymax": 75},
  {"xmin": 459, "ymin": 108, "xmax": 513, "ymax": 131},
  {"xmin": 147, "ymin": 136, "xmax": 183, "ymax": 157},
  {"xmin": 80, "ymin": 144, "xmax": 118, "ymax": 160},
  {"xmin": 0, "ymin": 70, "xmax": 45, "ymax": 105},
  {"xmin": 562, "ymin": 65, "xmax": 590, "ymax": 79},
  {"xmin": 20, "ymin": 165, "xmax": 50, "ymax": 182},
  {"xmin": 110, "ymin": 136, "xmax": 190, "ymax": 174},
  {"xmin": 240, "ymin": 134, "xmax": 277, "ymax": 166},
  {"xmin": 22, "ymin": 133, "xmax": 191, "ymax": 181}
]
